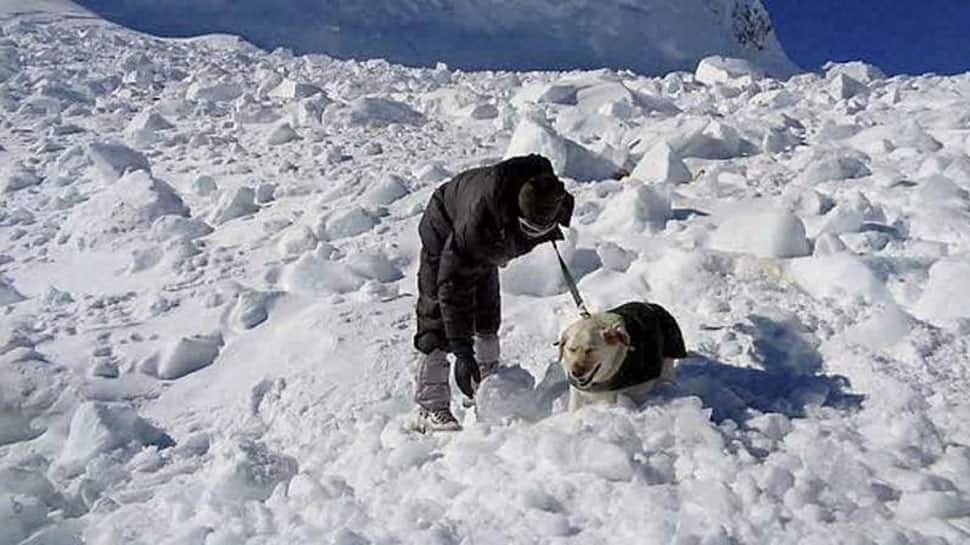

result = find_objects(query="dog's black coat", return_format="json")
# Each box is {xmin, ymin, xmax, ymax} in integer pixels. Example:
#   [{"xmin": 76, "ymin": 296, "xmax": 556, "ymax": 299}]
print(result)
[{"xmin": 571, "ymin": 302, "xmax": 688, "ymax": 392}]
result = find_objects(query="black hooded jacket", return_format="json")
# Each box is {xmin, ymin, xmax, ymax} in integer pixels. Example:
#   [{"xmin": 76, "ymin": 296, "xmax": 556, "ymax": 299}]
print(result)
[{"xmin": 417, "ymin": 154, "xmax": 575, "ymax": 345}]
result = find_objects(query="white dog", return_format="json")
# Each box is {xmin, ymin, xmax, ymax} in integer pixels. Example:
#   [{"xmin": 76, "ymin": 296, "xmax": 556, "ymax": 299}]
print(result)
[{"xmin": 557, "ymin": 302, "xmax": 687, "ymax": 412}]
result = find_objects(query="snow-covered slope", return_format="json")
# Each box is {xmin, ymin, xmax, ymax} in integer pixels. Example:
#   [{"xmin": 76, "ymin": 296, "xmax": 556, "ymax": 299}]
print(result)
[
  {"xmin": 3, "ymin": 4, "xmax": 970, "ymax": 545},
  {"xmin": 76, "ymin": 0, "xmax": 797, "ymax": 76}
]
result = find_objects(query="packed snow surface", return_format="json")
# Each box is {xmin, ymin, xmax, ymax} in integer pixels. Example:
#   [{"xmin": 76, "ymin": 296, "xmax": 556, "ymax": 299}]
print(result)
[{"xmin": 2, "ymin": 3, "xmax": 970, "ymax": 545}]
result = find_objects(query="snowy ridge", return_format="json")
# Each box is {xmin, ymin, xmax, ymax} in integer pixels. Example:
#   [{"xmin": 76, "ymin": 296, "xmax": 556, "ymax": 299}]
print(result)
[
  {"xmin": 2, "ymin": 5, "xmax": 970, "ymax": 545},
  {"xmin": 78, "ymin": 0, "xmax": 797, "ymax": 76}
]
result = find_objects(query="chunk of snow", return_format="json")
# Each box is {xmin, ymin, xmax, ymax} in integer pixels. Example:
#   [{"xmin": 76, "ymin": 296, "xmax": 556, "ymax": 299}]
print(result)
[
  {"xmin": 847, "ymin": 122, "xmax": 942, "ymax": 154},
  {"xmin": 281, "ymin": 249, "xmax": 363, "ymax": 295},
  {"xmin": 695, "ymin": 56, "xmax": 764, "ymax": 86},
  {"xmin": 191, "ymin": 174, "xmax": 218, "ymax": 196},
  {"xmin": 844, "ymin": 305, "xmax": 914, "ymax": 351},
  {"xmin": 286, "ymin": 96, "xmax": 330, "ymax": 126},
  {"xmin": 90, "ymin": 359, "xmax": 120, "ymax": 378},
  {"xmin": 324, "ymin": 97, "xmax": 424, "ymax": 127},
  {"xmin": 631, "ymin": 142, "xmax": 692, "ymax": 184},
  {"xmin": 266, "ymin": 122, "xmax": 300, "ymax": 145},
  {"xmin": 0, "ymin": 278, "xmax": 26, "ymax": 306},
  {"xmin": 278, "ymin": 225, "xmax": 318, "ymax": 258},
  {"xmin": 914, "ymin": 257, "xmax": 970, "ymax": 324},
  {"xmin": 255, "ymin": 182, "xmax": 276, "ymax": 203},
  {"xmin": 267, "ymin": 79, "xmax": 324, "ymax": 100},
  {"xmin": 538, "ymin": 83, "xmax": 578, "ymax": 105},
  {"xmin": 505, "ymin": 118, "xmax": 568, "ymax": 175},
  {"xmin": 155, "ymin": 334, "xmax": 224, "ymax": 380},
  {"xmin": 230, "ymin": 289, "xmax": 271, "ymax": 329},
  {"xmin": 412, "ymin": 162, "xmax": 451, "ymax": 183},
  {"xmin": 363, "ymin": 173, "xmax": 410, "ymax": 206},
  {"xmin": 505, "ymin": 118, "xmax": 618, "ymax": 181},
  {"xmin": 322, "ymin": 206, "xmax": 377, "ymax": 239},
  {"xmin": 209, "ymin": 186, "xmax": 259, "ymax": 225},
  {"xmin": 2, "ymin": 164, "xmax": 41, "ymax": 193},
  {"xmin": 824, "ymin": 61, "xmax": 885, "ymax": 83},
  {"xmin": 186, "ymin": 80, "xmax": 243, "ymax": 102},
  {"xmin": 127, "ymin": 109, "xmax": 174, "ymax": 133},
  {"xmin": 709, "ymin": 210, "xmax": 810, "ymax": 258},
  {"xmin": 346, "ymin": 253, "xmax": 403, "ymax": 283},
  {"xmin": 828, "ymin": 73, "xmax": 867, "ymax": 100},
  {"xmin": 591, "ymin": 182, "xmax": 671, "ymax": 234},
  {"xmin": 795, "ymin": 152, "xmax": 870, "ymax": 185},
  {"xmin": 87, "ymin": 141, "xmax": 151, "ymax": 181},
  {"xmin": 150, "ymin": 216, "xmax": 212, "ymax": 242},
  {"xmin": 207, "ymin": 438, "xmax": 297, "ymax": 501},
  {"xmin": 503, "ymin": 231, "xmax": 598, "ymax": 296},
  {"xmin": 789, "ymin": 255, "xmax": 891, "ymax": 304},
  {"xmin": 896, "ymin": 491, "xmax": 970, "ymax": 521},
  {"xmin": 475, "ymin": 365, "xmax": 546, "ymax": 423},
  {"xmin": 57, "ymin": 401, "xmax": 173, "ymax": 474},
  {"xmin": 597, "ymin": 241, "xmax": 636, "ymax": 272},
  {"xmin": 812, "ymin": 233, "xmax": 848, "ymax": 256}
]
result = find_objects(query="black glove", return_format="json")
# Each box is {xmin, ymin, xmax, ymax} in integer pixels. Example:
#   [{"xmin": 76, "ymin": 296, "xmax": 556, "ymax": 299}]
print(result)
[{"xmin": 449, "ymin": 339, "xmax": 481, "ymax": 399}]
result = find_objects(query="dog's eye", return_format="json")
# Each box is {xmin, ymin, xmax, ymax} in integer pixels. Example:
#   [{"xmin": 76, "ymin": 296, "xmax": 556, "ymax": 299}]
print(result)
[{"xmin": 567, "ymin": 346, "xmax": 580, "ymax": 353}]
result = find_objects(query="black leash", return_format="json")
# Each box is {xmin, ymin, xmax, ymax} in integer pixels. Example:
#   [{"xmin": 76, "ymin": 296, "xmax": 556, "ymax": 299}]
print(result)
[{"xmin": 551, "ymin": 240, "xmax": 591, "ymax": 318}]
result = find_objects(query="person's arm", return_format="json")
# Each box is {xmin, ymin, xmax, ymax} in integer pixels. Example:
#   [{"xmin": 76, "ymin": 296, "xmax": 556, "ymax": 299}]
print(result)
[
  {"xmin": 437, "ymin": 233, "xmax": 482, "ymax": 397},
  {"xmin": 438, "ymin": 234, "xmax": 478, "ymax": 345}
]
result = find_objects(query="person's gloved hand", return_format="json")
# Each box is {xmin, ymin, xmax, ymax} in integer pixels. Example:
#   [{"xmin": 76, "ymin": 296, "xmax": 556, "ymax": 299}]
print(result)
[{"xmin": 449, "ymin": 339, "xmax": 481, "ymax": 399}]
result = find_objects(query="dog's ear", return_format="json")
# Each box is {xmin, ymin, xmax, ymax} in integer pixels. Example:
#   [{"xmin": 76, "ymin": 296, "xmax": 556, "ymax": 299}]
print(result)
[
  {"xmin": 554, "ymin": 333, "xmax": 566, "ymax": 362},
  {"xmin": 602, "ymin": 325, "xmax": 630, "ymax": 347}
]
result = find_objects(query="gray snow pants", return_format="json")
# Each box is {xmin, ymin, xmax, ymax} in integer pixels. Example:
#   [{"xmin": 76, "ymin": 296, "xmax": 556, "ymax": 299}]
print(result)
[{"xmin": 414, "ymin": 334, "xmax": 500, "ymax": 410}]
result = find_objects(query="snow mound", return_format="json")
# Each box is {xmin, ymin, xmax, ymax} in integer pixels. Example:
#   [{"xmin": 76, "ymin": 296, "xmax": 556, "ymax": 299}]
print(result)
[
  {"xmin": 695, "ymin": 55, "xmax": 764, "ymax": 86},
  {"xmin": 795, "ymin": 150, "xmax": 870, "ymax": 185},
  {"xmin": 209, "ymin": 186, "xmax": 259, "ymax": 225},
  {"xmin": 153, "ymin": 333, "xmax": 224, "ymax": 380},
  {"xmin": 346, "ymin": 253, "xmax": 404, "ymax": 283},
  {"xmin": 186, "ymin": 79, "xmax": 243, "ymax": 102},
  {"xmin": 2, "ymin": 163, "xmax": 41, "ymax": 193},
  {"xmin": 191, "ymin": 174, "xmax": 218, "ymax": 196},
  {"xmin": 914, "ymin": 257, "xmax": 970, "ymax": 324},
  {"xmin": 230, "ymin": 289, "xmax": 273, "ymax": 329},
  {"xmin": 824, "ymin": 61, "xmax": 886, "ymax": 83},
  {"xmin": 324, "ymin": 97, "xmax": 424, "ymax": 128},
  {"xmin": 789, "ymin": 255, "xmax": 891, "ymax": 305},
  {"xmin": 0, "ymin": 277, "xmax": 26, "ymax": 306},
  {"xmin": 709, "ymin": 210, "xmax": 810, "ymax": 258},
  {"xmin": 475, "ymin": 365, "xmax": 547, "ymax": 423},
  {"xmin": 278, "ymin": 225, "xmax": 319, "ymax": 258},
  {"xmin": 363, "ymin": 173, "xmax": 410, "ymax": 206},
  {"xmin": 127, "ymin": 109, "xmax": 174, "ymax": 133},
  {"xmin": 266, "ymin": 121, "xmax": 300, "ymax": 146},
  {"xmin": 87, "ymin": 141, "xmax": 151, "ymax": 181},
  {"xmin": 267, "ymin": 79, "xmax": 324, "ymax": 100},
  {"xmin": 638, "ymin": 117, "xmax": 751, "ymax": 161},
  {"xmin": 828, "ymin": 73, "xmax": 867, "ymax": 100},
  {"xmin": 502, "ymin": 232, "xmax": 599, "ymax": 297},
  {"xmin": 421, "ymin": 87, "xmax": 497, "ymax": 119},
  {"xmin": 150, "ymin": 215, "xmax": 213, "ymax": 242},
  {"xmin": 63, "ymin": 170, "xmax": 188, "ymax": 245},
  {"xmin": 630, "ymin": 142, "xmax": 692, "ymax": 184},
  {"xmin": 207, "ymin": 438, "xmax": 298, "ymax": 501},
  {"xmin": 591, "ymin": 182, "xmax": 671, "ymax": 235},
  {"xmin": 56, "ymin": 401, "xmax": 173, "ymax": 475},
  {"xmin": 322, "ymin": 206, "xmax": 378, "ymax": 240},
  {"xmin": 504, "ymin": 118, "xmax": 618, "ymax": 182},
  {"xmin": 281, "ymin": 247, "xmax": 364, "ymax": 295}
]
